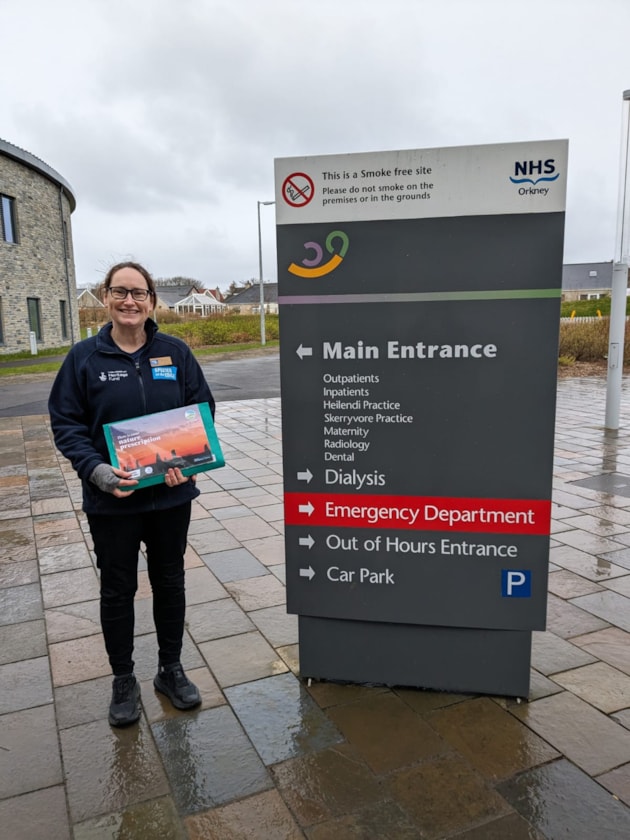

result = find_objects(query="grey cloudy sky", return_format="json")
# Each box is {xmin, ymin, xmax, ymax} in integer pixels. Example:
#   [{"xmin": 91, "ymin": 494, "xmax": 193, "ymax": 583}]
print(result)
[{"xmin": 2, "ymin": 0, "xmax": 629, "ymax": 289}]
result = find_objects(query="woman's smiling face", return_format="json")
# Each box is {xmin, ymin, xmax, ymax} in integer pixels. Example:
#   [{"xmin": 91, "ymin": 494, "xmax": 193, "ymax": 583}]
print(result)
[{"xmin": 103, "ymin": 266, "xmax": 154, "ymax": 329}]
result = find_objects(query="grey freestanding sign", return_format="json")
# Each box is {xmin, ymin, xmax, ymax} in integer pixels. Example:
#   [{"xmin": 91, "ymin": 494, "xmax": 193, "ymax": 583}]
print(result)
[{"xmin": 275, "ymin": 141, "xmax": 568, "ymax": 696}]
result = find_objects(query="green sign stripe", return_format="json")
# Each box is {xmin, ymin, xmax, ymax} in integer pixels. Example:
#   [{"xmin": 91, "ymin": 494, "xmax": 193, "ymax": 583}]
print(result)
[{"xmin": 278, "ymin": 289, "xmax": 562, "ymax": 305}]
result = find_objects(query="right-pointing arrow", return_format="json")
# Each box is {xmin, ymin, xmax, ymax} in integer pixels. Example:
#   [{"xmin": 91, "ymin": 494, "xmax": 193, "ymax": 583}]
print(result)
[
  {"xmin": 299, "ymin": 535, "xmax": 315, "ymax": 549},
  {"xmin": 299, "ymin": 566, "xmax": 315, "ymax": 580},
  {"xmin": 298, "ymin": 501, "xmax": 314, "ymax": 516},
  {"xmin": 297, "ymin": 468, "xmax": 313, "ymax": 483}
]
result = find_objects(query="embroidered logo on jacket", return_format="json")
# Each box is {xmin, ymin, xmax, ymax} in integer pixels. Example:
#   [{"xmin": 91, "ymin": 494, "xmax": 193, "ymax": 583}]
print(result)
[{"xmin": 99, "ymin": 370, "xmax": 130, "ymax": 382}]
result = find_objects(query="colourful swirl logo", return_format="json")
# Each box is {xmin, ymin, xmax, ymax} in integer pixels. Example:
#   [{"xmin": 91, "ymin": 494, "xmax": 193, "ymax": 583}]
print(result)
[{"xmin": 288, "ymin": 230, "xmax": 349, "ymax": 278}]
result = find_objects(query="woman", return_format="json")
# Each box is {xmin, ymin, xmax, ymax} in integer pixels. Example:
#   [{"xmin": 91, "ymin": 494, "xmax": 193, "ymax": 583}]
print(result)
[{"xmin": 49, "ymin": 261, "xmax": 215, "ymax": 727}]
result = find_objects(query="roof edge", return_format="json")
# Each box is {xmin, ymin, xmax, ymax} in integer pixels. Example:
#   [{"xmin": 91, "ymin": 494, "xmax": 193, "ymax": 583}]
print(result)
[{"xmin": 0, "ymin": 138, "xmax": 76, "ymax": 212}]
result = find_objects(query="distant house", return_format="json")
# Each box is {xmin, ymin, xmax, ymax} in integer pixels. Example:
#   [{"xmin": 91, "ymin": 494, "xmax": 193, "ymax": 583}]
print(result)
[
  {"xmin": 152, "ymin": 284, "xmax": 225, "ymax": 315},
  {"xmin": 224, "ymin": 283, "xmax": 278, "ymax": 314},
  {"xmin": 561, "ymin": 262, "xmax": 615, "ymax": 302},
  {"xmin": 77, "ymin": 288, "xmax": 104, "ymax": 310},
  {"xmin": 153, "ymin": 284, "xmax": 201, "ymax": 314},
  {"xmin": 174, "ymin": 291, "xmax": 226, "ymax": 316}
]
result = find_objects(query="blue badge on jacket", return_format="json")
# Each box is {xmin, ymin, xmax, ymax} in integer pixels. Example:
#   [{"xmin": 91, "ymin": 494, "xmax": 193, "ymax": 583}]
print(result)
[{"xmin": 152, "ymin": 366, "xmax": 177, "ymax": 381}]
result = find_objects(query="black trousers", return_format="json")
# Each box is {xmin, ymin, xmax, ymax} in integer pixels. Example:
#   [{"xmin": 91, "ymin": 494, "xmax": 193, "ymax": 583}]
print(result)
[{"xmin": 88, "ymin": 503, "xmax": 191, "ymax": 676}]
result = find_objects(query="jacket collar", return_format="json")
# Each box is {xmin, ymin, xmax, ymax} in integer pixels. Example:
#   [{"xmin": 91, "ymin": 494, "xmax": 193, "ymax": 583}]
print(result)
[{"xmin": 95, "ymin": 318, "xmax": 158, "ymax": 353}]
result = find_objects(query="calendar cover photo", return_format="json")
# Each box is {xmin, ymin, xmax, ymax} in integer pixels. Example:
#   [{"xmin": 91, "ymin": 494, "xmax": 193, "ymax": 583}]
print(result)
[{"xmin": 103, "ymin": 402, "xmax": 224, "ymax": 489}]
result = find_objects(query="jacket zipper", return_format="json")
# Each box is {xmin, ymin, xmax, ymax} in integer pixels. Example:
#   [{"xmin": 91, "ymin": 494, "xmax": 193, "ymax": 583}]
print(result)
[
  {"xmin": 135, "ymin": 359, "xmax": 147, "ymax": 414},
  {"xmin": 134, "ymin": 357, "xmax": 158, "ymax": 510}
]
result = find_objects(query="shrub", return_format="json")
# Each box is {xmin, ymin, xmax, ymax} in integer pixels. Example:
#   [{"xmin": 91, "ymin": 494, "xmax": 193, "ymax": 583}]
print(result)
[
  {"xmin": 558, "ymin": 317, "xmax": 630, "ymax": 364},
  {"xmin": 160, "ymin": 315, "xmax": 278, "ymax": 348},
  {"xmin": 154, "ymin": 309, "xmax": 183, "ymax": 324}
]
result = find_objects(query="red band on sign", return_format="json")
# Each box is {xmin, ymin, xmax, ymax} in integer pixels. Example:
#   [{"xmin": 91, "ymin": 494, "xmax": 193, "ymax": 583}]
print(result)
[{"xmin": 284, "ymin": 492, "xmax": 551, "ymax": 535}]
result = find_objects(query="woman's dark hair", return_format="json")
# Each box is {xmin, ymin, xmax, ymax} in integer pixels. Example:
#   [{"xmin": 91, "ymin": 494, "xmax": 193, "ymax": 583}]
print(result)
[{"xmin": 101, "ymin": 261, "xmax": 156, "ymax": 297}]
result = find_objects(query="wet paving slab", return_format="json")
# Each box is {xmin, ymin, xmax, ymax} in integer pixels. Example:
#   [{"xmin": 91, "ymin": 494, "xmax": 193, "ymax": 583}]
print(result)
[
  {"xmin": 570, "ymin": 589, "xmax": 630, "ymax": 632},
  {"xmin": 0, "ymin": 581, "xmax": 43, "ymax": 625},
  {"xmin": 531, "ymin": 628, "xmax": 598, "ymax": 674},
  {"xmin": 497, "ymin": 758, "xmax": 630, "ymax": 839},
  {"xmin": 0, "ymin": 617, "xmax": 47, "ymax": 664},
  {"xmin": 0, "ymin": 705, "xmax": 63, "ymax": 799},
  {"xmin": 571, "ymin": 625, "xmax": 630, "ymax": 675},
  {"xmin": 0, "ymin": 557, "xmax": 39, "ymax": 586},
  {"xmin": 186, "ymin": 597, "xmax": 255, "ymax": 643},
  {"xmin": 427, "ymin": 696, "xmax": 561, "ymax": 781},
  {"xmin": 225, "ymin": 672, "xmax": 344, "ymax": 765},
  {"xmin": 184, "ymin": 789, "xmax": 303, "ymax": 840},
  {"xmin": 386, "ymin": 753, "xmax": 514, "ymax": 839},
  {"xmin": 199, "ymin": 630, "xmax": 289, "ymax": 687},
  {"xmin": 73, "ymin": 796, "xmax": 186, "ymax": 840},
  {"xmin": 326, "ymin": 691, "xmax": 449, "ymax": 774},
  {"xmin": 0, "ymin": 655, "xmax": 53, "ymax": 714},
  {"xmin": 551, "ymin": 661, "xmax": 630, "ymax": 712},
  {"xmin": 7, "ymin": 395, "xmax": 630, "ymax": 836},
  {"xmin": 550, "ymin": 543, "xmax": 629, "ymax": 581},
  {"xmin": 152, "ymin": 705, "xmax": 273, "ymax": 814},
  {"xmin": 61, "ymin": 717, "xmax": 170, "ymax": 823},
  {"xmin": 0, "ymin": 786, "xmax": 72, "ymax": 840},
  {"xmin": 511, "ymin": 690, "xmax": 630, "ymax": 775}
]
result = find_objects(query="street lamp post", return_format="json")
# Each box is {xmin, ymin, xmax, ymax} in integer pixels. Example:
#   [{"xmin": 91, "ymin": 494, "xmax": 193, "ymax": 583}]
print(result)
[
  {"xmin": 257, "ymin": 200, "xmax": 275, "ymax": 346},
  {"xmin": 606, "ymin": 90, "xmax": 630, "ymax": 430}
]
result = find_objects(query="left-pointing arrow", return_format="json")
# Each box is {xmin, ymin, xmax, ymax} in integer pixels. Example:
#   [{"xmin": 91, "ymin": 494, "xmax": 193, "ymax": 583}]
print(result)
[
  {"xmin": 299, "ymin": 566, "xmax": 315, "ymax": 580},
  {"xmin": 296, "ymin": 344, "xmax": 313, "ymax": 359}
]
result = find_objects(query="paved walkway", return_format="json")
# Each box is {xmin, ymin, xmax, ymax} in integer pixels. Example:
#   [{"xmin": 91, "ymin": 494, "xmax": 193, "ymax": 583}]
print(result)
[{"xmin": 4, "ymin": 381, "xmax": 630, "ymax": 838}]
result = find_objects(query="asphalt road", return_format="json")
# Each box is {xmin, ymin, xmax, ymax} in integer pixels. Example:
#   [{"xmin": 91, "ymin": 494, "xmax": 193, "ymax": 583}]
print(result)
[{"xmin": 0, "ymin": 352, "xmax": 281, "ymax": 418}]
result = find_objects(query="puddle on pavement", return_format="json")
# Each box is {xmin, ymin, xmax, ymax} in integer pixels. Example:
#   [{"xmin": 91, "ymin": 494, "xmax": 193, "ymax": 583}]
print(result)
[
  {"xmin": 61, "ymin": 718, "xmax": 169, "ymax": 824},
  {"xmin": 151, "ymin": 705, "xmax": 272, "ymax": 814},
  {"xmin": 225, "ymin": 671, "xmax": 343, "ymax": 766}
]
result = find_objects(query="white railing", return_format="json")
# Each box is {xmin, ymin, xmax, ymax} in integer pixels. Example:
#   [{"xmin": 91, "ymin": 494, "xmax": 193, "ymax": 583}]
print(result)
[{"xmin": 560, "ymin": 316, "xmax": 622, "ymax": 323}]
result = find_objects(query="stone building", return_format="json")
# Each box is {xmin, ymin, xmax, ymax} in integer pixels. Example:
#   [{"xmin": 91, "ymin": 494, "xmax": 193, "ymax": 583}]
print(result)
[{"xmin": 0, "ymin": 138, "xmax": 78, "ymax": 354}]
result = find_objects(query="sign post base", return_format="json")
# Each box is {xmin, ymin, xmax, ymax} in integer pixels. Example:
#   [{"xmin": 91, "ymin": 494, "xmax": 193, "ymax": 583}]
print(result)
[{"xmin": 298, "ymin": 616, "xmax": 532, "ymax": 699}]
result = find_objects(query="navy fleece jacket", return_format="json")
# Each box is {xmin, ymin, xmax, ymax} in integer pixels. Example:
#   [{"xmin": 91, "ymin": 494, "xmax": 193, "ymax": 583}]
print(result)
[{"xmin": 48, "ymin": 319, "xmax": 215, "ymax": 515}]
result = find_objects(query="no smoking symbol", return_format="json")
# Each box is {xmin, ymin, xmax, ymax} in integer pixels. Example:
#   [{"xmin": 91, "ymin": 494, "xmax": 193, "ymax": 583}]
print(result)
[{"xmin": 282, "ymin": 172, "xmax": 315, "ymax": 207}]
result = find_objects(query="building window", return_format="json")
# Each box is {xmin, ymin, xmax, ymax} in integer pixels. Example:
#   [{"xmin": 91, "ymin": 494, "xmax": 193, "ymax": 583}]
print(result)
[
  {"xmin": 1, "ymin": 195, "xmax": 17, "ymax": 243},
  {"xmin": 27, "ymin": 298, "xmax": 42, "ymax": 340},
  {"xmin": 59, "ymin": 300, "xmax": 68, "ymax": 340}
]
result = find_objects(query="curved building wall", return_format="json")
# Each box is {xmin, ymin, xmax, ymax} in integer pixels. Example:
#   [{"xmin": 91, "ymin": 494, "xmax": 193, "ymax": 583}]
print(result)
[{"xmin": 0, "ymin": 140, "xmax": 78, "ymax": 354}]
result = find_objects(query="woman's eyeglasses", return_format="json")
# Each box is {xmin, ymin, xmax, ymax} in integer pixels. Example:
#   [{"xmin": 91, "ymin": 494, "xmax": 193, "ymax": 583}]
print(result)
[{"xmin": 107, "ymin": 287, "xmax": 152, "ymax": 301}]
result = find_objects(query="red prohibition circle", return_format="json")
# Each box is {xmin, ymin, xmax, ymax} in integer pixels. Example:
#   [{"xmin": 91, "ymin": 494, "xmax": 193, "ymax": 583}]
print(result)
[{"xmin": 282, "ymin": 172, "xmax": 315, "ymax": 207}]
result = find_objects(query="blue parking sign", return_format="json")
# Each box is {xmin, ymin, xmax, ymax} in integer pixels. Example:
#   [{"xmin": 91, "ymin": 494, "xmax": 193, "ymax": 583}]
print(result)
[{"xmin": 502, "ymin": 570, "xmax": 532, "ymax": 597}]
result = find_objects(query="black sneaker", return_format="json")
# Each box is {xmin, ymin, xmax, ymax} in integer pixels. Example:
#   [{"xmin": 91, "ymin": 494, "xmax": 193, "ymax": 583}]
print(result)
[
  {"xmin": 109, "ymin": 674, "xmax": 141, "ymax": 727},
  {"xmin": 154, "ymin": 662, "xmax": 201, "ymax": 710}
]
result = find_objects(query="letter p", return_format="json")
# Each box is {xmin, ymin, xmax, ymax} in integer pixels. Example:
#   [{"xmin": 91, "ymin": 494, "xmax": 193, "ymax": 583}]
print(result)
[{"xmin": 502, "ymin": 569, "xmax": 531, "ymax": 597}]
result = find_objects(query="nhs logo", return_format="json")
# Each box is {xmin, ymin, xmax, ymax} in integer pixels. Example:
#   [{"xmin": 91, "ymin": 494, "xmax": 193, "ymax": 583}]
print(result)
[
  {"xmin": 501, "ymin": 569, "xmax": 532, "ymax": 598},
  {"xmin": 510, "ymin": 159, "xmax": 560, "ymax": 188}
]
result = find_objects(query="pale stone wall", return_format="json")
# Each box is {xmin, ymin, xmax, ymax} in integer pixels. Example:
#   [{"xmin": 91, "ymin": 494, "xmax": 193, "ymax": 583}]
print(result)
[{"xmin": 0, "ymin": 143, "xmax": 78, "ymax": 354}]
